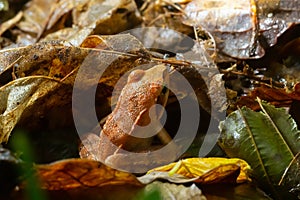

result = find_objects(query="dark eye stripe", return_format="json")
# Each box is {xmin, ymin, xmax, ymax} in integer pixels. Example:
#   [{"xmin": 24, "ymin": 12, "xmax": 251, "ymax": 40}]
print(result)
[{"xmin": 161, "ymin": 85, "xmax": 168, "ymax": 94}]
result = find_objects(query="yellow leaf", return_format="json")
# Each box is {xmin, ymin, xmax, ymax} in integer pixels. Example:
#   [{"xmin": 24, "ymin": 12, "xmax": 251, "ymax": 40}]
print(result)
[{"xmin": 148, "ymin": 157, "xmax": 252, "ymax": 184}]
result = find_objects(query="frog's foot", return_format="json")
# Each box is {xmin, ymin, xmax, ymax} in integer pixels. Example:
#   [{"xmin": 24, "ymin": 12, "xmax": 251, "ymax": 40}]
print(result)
[
  {"xmin": 105, "ymin": 149, "xmax": 178, "ymax": 173},
  {"xmin": 79, "ymin": 132, "xmax": 102, "ymax": 161}
]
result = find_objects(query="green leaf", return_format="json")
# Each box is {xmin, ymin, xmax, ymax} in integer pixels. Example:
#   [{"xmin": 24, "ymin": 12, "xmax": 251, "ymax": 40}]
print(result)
[{"xmin": 219, "ymin": 99, "xmax": 300, "ymax": 198}]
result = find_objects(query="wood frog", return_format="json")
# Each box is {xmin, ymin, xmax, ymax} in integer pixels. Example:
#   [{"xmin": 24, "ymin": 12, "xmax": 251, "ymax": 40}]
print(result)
[{"xmin": 80, "ymin": 64, "xmax": 177, "ymax": 171}]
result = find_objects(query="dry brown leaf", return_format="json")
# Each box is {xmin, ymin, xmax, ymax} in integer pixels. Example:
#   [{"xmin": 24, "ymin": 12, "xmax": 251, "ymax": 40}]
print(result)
[
  {"xmin": 36, "ymin": 159, "xmax": 143, "ymax": 190},
  {"xmin": 2, "ymin": 0, "xmax": 141, "ymax": 47},
  {"xmin": 0, "ymin": 41, "xmax": 89, "ymax": 82},
  {"xmin": 0, "ymin": 34, "xmax": 150, "ymax": 142},
  {"xmin": 45, "ymin": 0, "xmax": 84, "ymax": 30},
  {"xmin": 80, "ymin": 35, "xmax": 106, "ymax": 48},
  {"xmin": 183, "ymin": 0, "xmax": 300, "ymax": 59},
  {"xmin": 141, "ymin": 0, "xmax": 192, "ymax": 35},
  {"xmin": 43, "ymin": 0, "xmax": 141, "ymax": 46},
  {"xmin": 16, "ymin": 0, "xmax": 56, "ymax": 43},
  {"xmin": 0, "ymin": 76, "xmax": 60, "ymax": 142},
  {"xmin": 73, "ymin": 0, "xmax": 141, "ymax": 35},
  {"xmin": 0, "ymin": 11, "xmax": 23, "ymax": 36},
  {"xmin": 236, "ymin": 83, "xmax": 300, "ymax": 111}
]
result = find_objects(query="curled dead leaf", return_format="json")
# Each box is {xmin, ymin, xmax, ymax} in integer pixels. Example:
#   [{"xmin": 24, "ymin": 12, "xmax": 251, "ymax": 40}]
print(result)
[
  {"xmin": 0, "ymin": 76, "xmax": 61, "ymax": 142},
  {"xmin": 183, "ymin": 0, "xmax": 300, "ymax": 59},
  {"xmin": 36, "ymin": 159, "xmax": 143, "ymax": 190},
  {"xmin": 141, "ymin": 157, "xmax": 251, "ymax": 184}
]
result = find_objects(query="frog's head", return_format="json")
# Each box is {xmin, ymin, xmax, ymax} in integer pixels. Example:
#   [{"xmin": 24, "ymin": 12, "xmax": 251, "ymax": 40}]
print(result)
[{"xmin": 126, "ymin": 64, "xmax": 169, "ymax": 119}]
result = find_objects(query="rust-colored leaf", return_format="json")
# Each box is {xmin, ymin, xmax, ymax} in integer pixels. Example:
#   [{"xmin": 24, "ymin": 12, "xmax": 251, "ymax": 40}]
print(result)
[
  {"xmin": 36, "ymin": 159, "xmax": 143, "ymax": 190},
  {"xmin": 80, "ymin": 35, "xmax": 107, "ymax": 48},
  {"xmin": 236, "ymin": 83, "xmax": 300, "ymax": 110}
]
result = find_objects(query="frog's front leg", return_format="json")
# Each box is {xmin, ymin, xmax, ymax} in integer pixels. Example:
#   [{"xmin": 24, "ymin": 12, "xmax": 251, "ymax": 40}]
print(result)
[
  {"xmin": 105, "ymin": 150, "xmax": 178, "ymax": 172},
  {"xmin": 104, "ymin": 130, "xmax": 179, "ymax": 172}
]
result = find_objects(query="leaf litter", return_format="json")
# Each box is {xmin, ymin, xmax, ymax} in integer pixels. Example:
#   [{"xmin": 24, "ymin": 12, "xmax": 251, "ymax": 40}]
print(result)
[{"xmin": 0, "ymin": 0, "xmax": 299, "ymax": 199}]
